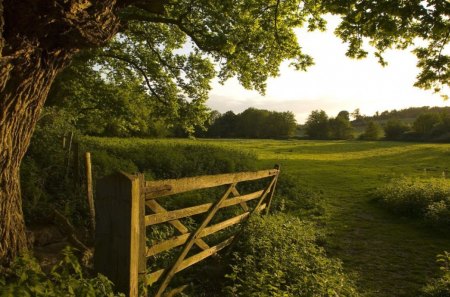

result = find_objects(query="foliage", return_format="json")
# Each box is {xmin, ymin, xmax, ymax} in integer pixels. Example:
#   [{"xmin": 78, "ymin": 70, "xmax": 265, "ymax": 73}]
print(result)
[
  {"xmin": 422, "ymin": 252, "xmax": 450, "ymax": 297},
  {"xmin": 359, "ymin": 121, "xmax": 382, "ymax": 140},
  {"xmin": 304, "ymin": 110, "xmax": 330, "ymax": 139},
  {"xmin": 304, "ymin": 110, "xmax": 354, "ymax": 140},
  {"xmin": 329, "ymin": 110, "xmax": 354, "ymax": 140},
  {"xmin": 205, "ymin": 108, "xmax": 297, "ymax": 139},
  {"xmin": 414, "ymin": 113, "xmax": 442, "ymax": 136},
  {"xmin": 21, "ymin": 108, "xmax": 86, "ymax": 225},
  {"xmin": 0, "ymin": 247, "xmax": 123, "ymax": 297},
  {"xmin": 374, "ymin": 176, "xmax": 450, "ymax": 226},
  {"xmin": 272, "ymin": 173, "xmax": 325, "ymax": 217},
  {"xmin": 224, "ymin": 214, "xmax": 360, "ymax": 297},
  {"xmin": 383, "ymin": 119, "xmax": 410, "ymax": 140},
  {"xmin": 324, "ymin": 0, "xmax": 450, "ymax": 97},
  {"xmin": 80, "ymin": 137, "xmax": 258, "ymax": 180},
  {"xmin": 357, "ymin": 106, "xmax": 450, "ymax": 123},
  {"xmin": 47, "ymin": 55, "xmax": 158, "ymax": 137}
]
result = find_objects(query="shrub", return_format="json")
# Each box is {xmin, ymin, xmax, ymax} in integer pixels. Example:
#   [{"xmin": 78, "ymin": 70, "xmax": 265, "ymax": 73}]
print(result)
[
  {"xmin": 223, "ymin": 214, "xmax": 360, "ymax": 297},
  {"xmin": 0, "ymin": 247, "xmax": 123, "ymax": 297},
  {"xmin": 374, "ymin": 177, "xmax": 450, "ymax": 226},
  {"xmin": 422, "ymin": 252, "xmax": 450, "ymax": 297}
]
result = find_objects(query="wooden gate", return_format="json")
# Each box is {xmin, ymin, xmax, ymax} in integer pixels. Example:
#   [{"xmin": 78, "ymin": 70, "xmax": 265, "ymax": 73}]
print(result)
[{"xmin": 94, "ymin": 166, "xmax": 280, "ymax": 297}]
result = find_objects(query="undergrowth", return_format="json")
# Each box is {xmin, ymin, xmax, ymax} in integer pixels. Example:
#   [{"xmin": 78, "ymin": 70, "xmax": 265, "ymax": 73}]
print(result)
[
  {"xmin": 374, "ymin": 176, "xmax": 450, "ymax": 227},
  {"xmin": 223, "ymin": 214, "xmax": 359, "ymax": 297},
  {"xmin": 422, "ymin": 252, "xmax": 450, "ymax": 297},
  {"xmin": 0, "ymin": 247, "xmax": 123, "ymax": 297}
]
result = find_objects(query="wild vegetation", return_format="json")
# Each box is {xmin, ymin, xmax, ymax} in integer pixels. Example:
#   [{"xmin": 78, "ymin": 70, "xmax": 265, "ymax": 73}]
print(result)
[
  {"xmin": 374, "ymin": 177, "xmax": 450, "ymax": 227},
  {"xmin": 224, "ymin": 214, "xmax": 359, "ymax": 297},
  {"xmin": 301, "ymin": 107, "xmax": 450, "ymax": 142},
  {"xmin": 1, "ymin": 0, "xmax": 449, "ymax": 264},
  {"xmin": 14, "ymin": 130, "xmax": 450, "ymax": 296},
  {"xmin": 0, "ymin": 247, "xmax": 123, "ymax": 297}
]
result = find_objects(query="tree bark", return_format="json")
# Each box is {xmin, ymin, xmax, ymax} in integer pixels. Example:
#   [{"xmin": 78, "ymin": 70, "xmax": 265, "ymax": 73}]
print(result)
[
  {"xmin": 0, "ymin": 47, "xmax": 73, "ymax": 265},
  {"xmin": 0, "ymin": 0, "xmax": 122, "ymax": 265}
]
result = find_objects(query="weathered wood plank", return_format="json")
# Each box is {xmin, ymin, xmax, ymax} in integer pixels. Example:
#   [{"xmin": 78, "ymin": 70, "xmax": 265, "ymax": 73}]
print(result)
[
  {"xmin": 164, "ymin": 285, "xmax": 189, "ymax": 297},
  {"xmin": 265, "ymin": 165, "xmax": 280, "ymax": 214},
  {"xmin": 85, "ymin": 152, "xmax": 95, "ymax": 239},
  {"xmin": 146, "ymin": 210, "xmax": 253, "ymax": 257},
  {"xmin": 147, "ymin": 236, "xmax": 235, "ymax": 287},
  {"xmin": 145, "ymin": 169, "xmax": 279, "ymax": 199},
  {"xmin": 94, "ymin": 172, "xmax": 145, "ymax": 297},
  {"xmin": 153, "ymin": 184, "xmax": 236, "ymax": 297},
  {"xmin": 231, "ymin": 187, "xmax": 249, "ymax": 212},
  {"xmin": 146, "ymin": 200, "xmax": 210, "ymax": 251},
  {"xmin": 145, "ymin": 190, "xmax": 264, "ymax": 226},
  {"xmin": 176, "ymin": 235, "xmax": 235, "ymax": 273}
]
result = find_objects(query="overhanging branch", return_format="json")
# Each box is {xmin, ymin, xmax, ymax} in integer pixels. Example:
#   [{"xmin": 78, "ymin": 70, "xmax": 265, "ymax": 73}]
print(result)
[{"xmin": 99, "ymin": 53, "xmax": 167, "ymax": 105}]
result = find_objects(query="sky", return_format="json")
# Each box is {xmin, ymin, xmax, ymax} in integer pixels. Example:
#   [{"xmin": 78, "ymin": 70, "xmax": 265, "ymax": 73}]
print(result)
[{"xmin": 206, "ymin": 15, "xmax": 449, "ymax": 124}]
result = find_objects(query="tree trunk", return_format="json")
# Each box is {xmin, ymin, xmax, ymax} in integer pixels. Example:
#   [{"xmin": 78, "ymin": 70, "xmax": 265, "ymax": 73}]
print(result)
[
  {"xmin": 0, "ymin": 48, "xmax": 73, "ymax": 265},
  {"xmin": 0, "ymin": 0, "xmax": 123, "ymax": 265}
]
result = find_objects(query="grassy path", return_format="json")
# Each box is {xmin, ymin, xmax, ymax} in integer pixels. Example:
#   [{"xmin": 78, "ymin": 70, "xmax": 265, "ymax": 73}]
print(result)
[{"xmin": 214, "ymin": 140, "xmax": 450, "ymax": 297}]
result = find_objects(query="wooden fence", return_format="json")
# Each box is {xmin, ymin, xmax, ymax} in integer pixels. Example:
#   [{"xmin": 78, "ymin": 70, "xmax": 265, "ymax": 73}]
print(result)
[{"xmin": 94, "ymin": 166, "xmax": 280, "ymax": 297}]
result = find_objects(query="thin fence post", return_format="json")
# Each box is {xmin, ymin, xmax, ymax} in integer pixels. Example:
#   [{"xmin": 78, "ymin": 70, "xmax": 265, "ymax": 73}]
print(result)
[
  {"xmin": 84, "ymin": 152, "xmax": 95, "ymax": 240},
  {"xmin": 94, "ymin": 172, "xmax": 146, "ymax": 297},
  {"xmin": 73, "ymin": 141, "xmax": 79, "ymax": 185},
  {"xmin": 64, "ymin": 131, "xmax": 74, "ymax": 178}
]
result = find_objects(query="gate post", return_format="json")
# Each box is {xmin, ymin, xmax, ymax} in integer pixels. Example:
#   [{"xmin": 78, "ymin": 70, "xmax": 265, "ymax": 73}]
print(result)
[{"xmin": 94, "ymin": 172, "xmax": 146, "ymax": 297}]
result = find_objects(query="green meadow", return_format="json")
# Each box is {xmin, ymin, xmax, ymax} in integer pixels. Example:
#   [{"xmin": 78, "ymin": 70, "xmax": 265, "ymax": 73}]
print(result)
[
  {"xmin": 210, "ymin": 139, "xmax": 450, "ymax": 297},
  {"xmin": 118, "ymin": 138, "xmax": 449, "ymax": 296},
  {"xmin": 79, "ymin": 137, "xmax": 450, "ymax": 296}
]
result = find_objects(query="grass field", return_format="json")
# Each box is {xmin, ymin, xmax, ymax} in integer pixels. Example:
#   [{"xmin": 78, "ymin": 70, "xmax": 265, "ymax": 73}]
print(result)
[
  {"xmin": 173, "ymin": 139, "xmax": 450, "ymax": 296},
  {"xmin": 87, "ymin": 138, "xmax": 450, "ymax": 296},
  {"xmin": 209, "ymin": 139, "xmax": 450, "ymax": 297}
]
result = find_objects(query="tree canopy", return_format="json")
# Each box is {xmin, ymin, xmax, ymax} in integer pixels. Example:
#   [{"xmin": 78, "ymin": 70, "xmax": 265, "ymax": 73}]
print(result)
[
  {"xmin": 0, "ymin": 0, "xmax": 449, "ymax": 264},
  {"xmin": 205, "ymin": 108, "xmax": 297, "ymax": 138}
]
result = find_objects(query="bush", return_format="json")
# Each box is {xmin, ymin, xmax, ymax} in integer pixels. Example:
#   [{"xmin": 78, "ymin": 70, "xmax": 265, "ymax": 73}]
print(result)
[
  {"xmin": 374, "ymin": 176, "xmax": 450, "ymax": 226},
  {"xmin": 0, "ymin": 247, "xmax": 123, "ymax": 297},
  {"xmin": 223, "ymin": 214, "xmax": 360, "ymax": 297},
  {"xmin": 422, "ymin": 252, "xmax": 450, "ymax": 297}
]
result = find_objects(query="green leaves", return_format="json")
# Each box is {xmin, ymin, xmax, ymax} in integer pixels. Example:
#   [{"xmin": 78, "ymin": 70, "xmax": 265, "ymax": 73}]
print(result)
[
  {"xmin": 224, "ymin": 214, "xmax": 360, "ymax": 296},
  {"xmin": 0, "ymin": 247, "xmax": 123, "ymax": 297},
  {"xmin": 323, "ymin": 0, "xmax": 449, "ymax": 96}
]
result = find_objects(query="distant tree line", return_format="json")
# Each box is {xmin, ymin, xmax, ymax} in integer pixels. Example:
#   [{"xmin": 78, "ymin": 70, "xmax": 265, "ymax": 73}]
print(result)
[
  {"xmin": 384, "ymin": 112, "xmax": 450, "ymax": 142},
  {"xmin": 303, "ymin": 107, "xmax": 450, "ymax": 142},
  {"xmin": 199, "ymin": 108, "xmax": 297, "ymax": 139},
  {"xmin": 303, "ymin": 110, "xmax": 354, "ymax": 140},
  {"xmin": 355, "ymin": 106, "xmax": 450, "ymax": 124}
]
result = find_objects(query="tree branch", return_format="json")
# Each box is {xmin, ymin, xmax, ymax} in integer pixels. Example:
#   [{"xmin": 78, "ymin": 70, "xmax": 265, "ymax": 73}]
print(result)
[
  {"xmin": 274, "ymin": 0, "xmax": 281, "ymax": 44},
  {"xmin": 99, "ymin": 53, "xmax": 167, "ymax": 105},
  {"xmin": 124, "ymin": 14, "xmax": 223, "ymax": 52},
  {"xmin": 117, "ymin": 0, "xmax": 167, "ymax": 13}
]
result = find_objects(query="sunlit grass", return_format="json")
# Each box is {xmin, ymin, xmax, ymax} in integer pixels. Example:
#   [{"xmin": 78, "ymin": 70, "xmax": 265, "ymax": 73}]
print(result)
[{"xmin": 86, "ymin": 137, "xmax": 450, "ymax": 296}]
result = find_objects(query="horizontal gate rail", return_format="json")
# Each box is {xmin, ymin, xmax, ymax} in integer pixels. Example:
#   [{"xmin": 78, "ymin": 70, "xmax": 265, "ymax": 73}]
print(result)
[{"xmin": 95, "ymin": 165, "xmax": 280, "ymax": 297}]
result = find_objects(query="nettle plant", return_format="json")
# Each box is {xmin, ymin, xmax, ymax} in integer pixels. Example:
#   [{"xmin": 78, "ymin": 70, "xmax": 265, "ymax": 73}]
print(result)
[{"xmin": 0, "ymin": 247, "xmax": 123, "ymax": 297}]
